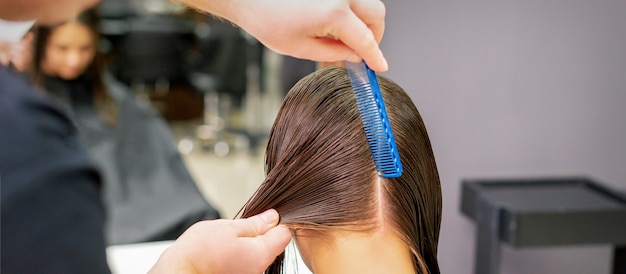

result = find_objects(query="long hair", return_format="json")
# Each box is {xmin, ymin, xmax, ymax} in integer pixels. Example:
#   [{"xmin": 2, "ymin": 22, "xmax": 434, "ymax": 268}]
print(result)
[
  {"xmin": 31, "ymin": 9, "xmax": 117, "ymax": 126},
  {"xmin": 239, "ymin": 67, "xmax": 442, "ymax": 273}
]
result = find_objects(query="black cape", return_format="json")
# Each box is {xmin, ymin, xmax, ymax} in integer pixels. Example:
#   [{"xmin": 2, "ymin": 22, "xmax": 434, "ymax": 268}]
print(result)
[{"xmin": 43, "ymin": 73, "xmax": 220, "ymax": 245}]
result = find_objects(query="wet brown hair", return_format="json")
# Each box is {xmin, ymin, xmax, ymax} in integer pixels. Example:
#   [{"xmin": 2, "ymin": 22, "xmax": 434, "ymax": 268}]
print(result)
[
  {"xmin": 31, "ymin": 9, "xmax": 117, "ymax": 126},
  {"xmin": 239, "ymin": 67, "xmax": 442, "ymax": 273}
]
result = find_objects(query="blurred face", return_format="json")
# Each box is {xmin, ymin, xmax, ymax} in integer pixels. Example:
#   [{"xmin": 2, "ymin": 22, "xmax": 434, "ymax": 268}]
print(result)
[
  {"xmin": 0, "ymin": 0, "xmax": 100, "ymax": 24},
  {"xmin": 41, "ymin": 22, "xmax": 96, "ymax": 80},
  {"xmin": 294, "ymin": 224, "xmax": 415, "ymax": 274}
]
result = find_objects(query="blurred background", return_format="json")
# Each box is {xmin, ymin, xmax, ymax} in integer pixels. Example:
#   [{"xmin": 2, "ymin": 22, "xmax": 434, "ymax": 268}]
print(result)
[
  {"xmin": 382, "ymin": 1, "xmax": 626, "ymax": 274},
  {"xmin": 94, "ymin": 0, "xmax": 318, "ymax": 219},
  {"xmin": 60, "ymin": 0, "xmax": 626, "ymax": 273}
]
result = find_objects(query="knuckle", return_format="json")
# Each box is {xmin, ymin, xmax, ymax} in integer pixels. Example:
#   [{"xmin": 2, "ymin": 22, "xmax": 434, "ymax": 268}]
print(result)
[
  {"xmin": 358, "ymin": 34, "xmax": 377, "ymax": 50},
  {"xmin": 327, "ymin": 0, "xmax": 350, "ymax": 19}
]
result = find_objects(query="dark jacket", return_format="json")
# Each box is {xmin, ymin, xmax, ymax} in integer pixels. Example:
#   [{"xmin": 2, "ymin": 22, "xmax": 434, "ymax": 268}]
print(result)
[{"xmin": 0, "ymin": 66, "xmax": 111, "ymax": 273}]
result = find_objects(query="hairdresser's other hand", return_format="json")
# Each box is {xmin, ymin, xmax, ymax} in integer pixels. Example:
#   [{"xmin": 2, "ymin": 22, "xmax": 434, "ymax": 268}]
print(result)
[
  {"xmin": 148, "ymin": 209, "xmax": 291, "ymax": 274},
  {"xmin": 180, "ymin": 0, "xmax": 388, "ymax": 72},
  {"xmin": 0, "ymin": 32, "xmax": 34, "ymax": 72}
]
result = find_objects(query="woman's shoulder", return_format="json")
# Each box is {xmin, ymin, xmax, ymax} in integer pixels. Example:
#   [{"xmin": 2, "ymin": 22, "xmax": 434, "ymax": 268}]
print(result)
[
  {"xmin": 102, "ymin": 72, "xmax": 132, "ymax": 101},
  {"xmin": 103, "ymin": 73, "xmax": 159, "ymax": 113},
  {"xmin": 102, "ymin": 74, "xmax": 175, "ymax": 139}
]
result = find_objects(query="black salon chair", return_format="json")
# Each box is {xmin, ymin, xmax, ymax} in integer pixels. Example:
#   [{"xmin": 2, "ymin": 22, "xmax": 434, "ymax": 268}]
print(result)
[
  {"xmin": 461, "ymin": 177, "xmax": 626, "ymax": 274},
  {"xmin": 182, "ymin": 17, "xmax": 250, "ymax": 156},
  {"xmin": 112, "ymin": 15, "xmax": 195, "ymax": 97},
  {"xmin": 98, "ymin": 0, "xmax": 140, "ymax": 19}
]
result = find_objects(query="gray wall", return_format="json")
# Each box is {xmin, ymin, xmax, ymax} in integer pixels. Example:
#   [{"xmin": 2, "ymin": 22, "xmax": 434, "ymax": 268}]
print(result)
[{"xmin": 381, "ymin": 1, "xmax": 626, "ymax": 274}]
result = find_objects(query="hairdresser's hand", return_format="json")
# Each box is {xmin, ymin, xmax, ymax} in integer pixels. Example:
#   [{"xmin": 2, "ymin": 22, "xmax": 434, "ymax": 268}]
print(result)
[
  {"xmin": 180, "ymin": 0, "xmax": 388, "ymax": 71},
  {"xmin": 0, "ymin": 32, "xmax": 34, "ymax": 72},
  {"xmin": 149, "ymin": 209, "xmax": 291, "ymax": 274}
]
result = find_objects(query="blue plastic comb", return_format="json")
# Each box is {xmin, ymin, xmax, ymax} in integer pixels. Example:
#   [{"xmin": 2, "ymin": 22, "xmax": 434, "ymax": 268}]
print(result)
[{"xmin": 345, "ymin": 61, "xmax": 403, "ymax": 178}]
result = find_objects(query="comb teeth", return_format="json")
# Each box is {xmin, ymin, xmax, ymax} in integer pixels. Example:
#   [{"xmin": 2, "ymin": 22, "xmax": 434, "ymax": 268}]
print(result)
[{"xmin": 346, "ymin": 61, "xmax": 403, "ymax": 178}]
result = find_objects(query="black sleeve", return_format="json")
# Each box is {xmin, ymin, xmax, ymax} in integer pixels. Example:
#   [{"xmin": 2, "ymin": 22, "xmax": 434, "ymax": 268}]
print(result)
[{"xmin": 0, "ymin": 68, "xmax": 111, "ymax": 274}]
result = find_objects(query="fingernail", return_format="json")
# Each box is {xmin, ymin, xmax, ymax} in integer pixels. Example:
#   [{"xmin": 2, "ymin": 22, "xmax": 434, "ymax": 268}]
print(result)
[
  {"xmin": 381, "ymin": 57, "xmax": 389, "ymax": 71},
  {"xmin": 260, "ymin": 209, "xmax": 279, "ymax": 225}
]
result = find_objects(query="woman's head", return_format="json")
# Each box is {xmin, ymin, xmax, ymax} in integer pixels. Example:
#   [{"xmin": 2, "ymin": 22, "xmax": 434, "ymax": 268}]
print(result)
[
  {"xmin": 240, "ymin": 67, "xmax": 442, "ymax": 273},
  {"xmin": 31, "ymin": 9, "xmax": 116, "ymax": 126},
  {"xmin": 34, "ymin": 10, "xmax": 100, "ymax": 80}
]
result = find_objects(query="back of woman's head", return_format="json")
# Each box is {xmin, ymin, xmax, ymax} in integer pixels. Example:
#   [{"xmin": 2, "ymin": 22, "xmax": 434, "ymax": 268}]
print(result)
[{"xmin": 240, "ymin": 66, "xmax": 441, "ymax": 273}]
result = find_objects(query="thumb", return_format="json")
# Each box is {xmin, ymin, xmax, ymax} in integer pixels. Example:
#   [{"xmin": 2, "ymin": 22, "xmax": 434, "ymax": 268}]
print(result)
[{"xmin": 234, "ymin": 209, "xmax": 281, "ymax": 237}]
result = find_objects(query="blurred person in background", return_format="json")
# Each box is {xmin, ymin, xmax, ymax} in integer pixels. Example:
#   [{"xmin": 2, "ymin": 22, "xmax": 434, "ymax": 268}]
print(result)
[{"xmin": 30, "ymin": 9, "xmax": 221, "ymax": 245}]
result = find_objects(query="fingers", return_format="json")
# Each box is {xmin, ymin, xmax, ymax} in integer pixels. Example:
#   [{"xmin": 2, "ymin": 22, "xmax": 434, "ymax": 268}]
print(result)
[
  {"xmin": 232, "ymin": 209, "xmax": 291, "ymax": 271},
  {"xmin": 21, "ymin": 32, "xmax": 34, "ymax": 46},
  {"xmin": 0, "ymin": 42, "xmax": 11, "ymax": 66},
  {"xmin": 350, "ymin": 0, "xmax": 386, "ymax": 43},
  {"xmin": 254, "ymin": 225, "xmax": 292, "ymax": 268},
  {"xmin": 307, "ymin": 37, "xmax": 361, "ymax": 63},
  {"xmin": 0, "ymin": 56, "xmax": 8, "ymax": 66},
  {"xmin": 234, "ymin": 209, "xmax": 280, "ymax": 237},
  {"xmin": 333, "ymin": 9, "xmax": 388, "ymax": 72}
]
